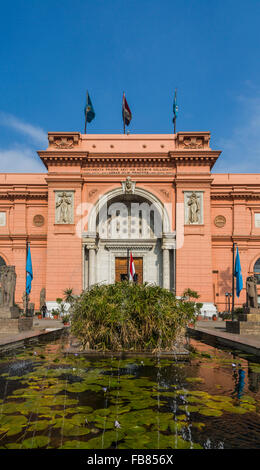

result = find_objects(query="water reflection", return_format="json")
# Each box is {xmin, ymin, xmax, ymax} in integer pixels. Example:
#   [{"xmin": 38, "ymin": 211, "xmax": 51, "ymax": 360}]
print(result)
[{"xmin": 0, "ymin": 338, "xmax": 259, "ymax": 449}]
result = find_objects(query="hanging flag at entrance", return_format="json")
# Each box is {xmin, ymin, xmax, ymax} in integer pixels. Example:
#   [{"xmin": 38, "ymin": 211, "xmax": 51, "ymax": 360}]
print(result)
[
  {"xmin": 129, "ymin": 252, "xmax": 135, "ymax": 281},
  {"xmin": 122, "ymin": 92, "xmax": 132, "ymax": 134},
  {"xmin": 26, "ymin": 243, "xmax": 33, "ymax": 294},
  {"xmin": 234, "ymin": 246, "xmax": 243, "ymax": 297}
]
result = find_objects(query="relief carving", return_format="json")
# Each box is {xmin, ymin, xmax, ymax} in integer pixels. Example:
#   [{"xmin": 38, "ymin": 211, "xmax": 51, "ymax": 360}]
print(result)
[
  {"xmin": 214, "ymin": 215, "xmax": 226, "ymax": 228},
  {"xmin": 160, "ymin": 189, "xmax": 170, "ymax": 199},
  {"xmin": 184, "ymin": 191, "xmax": 203, "ymax": 225},
  {"xmin": 33, "ymin": 214, "xmax": 45, "ymax": 227},
  {"xmin": 188, "ymin": 192, "xmax": 200, "ymax": 224},
  {"xmin": 55, "ymin": 191, "xmax": 73, "ymax": 224},
  {"xmin": 88, "ymin": 189, "xmax": 98, "ymax": 198},
  {"xmin": 48, "ymin": 133, "xmax": 80, "ymax": 149},
  {"xmin": 177, "ymin": 133, "xmax": 210, "ymax": 150},
  {"xmin": 122, "ymin": 176, "xmax": 136, "ymax": 194}
]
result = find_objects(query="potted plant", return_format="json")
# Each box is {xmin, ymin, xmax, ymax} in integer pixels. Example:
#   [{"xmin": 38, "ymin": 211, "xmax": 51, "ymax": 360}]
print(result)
[
  {"xmin": 51, "ymin": 308, "xmax": 59, "ymax": 320},
  {"xmin": 62, "ymin": 314, "xmax": 70, "ymax": 326},
  {"xmin": 212, "ymin": 314, "xmax": 217, "ymax": 321}
]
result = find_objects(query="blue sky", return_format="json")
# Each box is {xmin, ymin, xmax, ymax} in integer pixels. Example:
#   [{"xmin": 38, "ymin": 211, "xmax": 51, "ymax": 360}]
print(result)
[{"xmin": 0, "ymin": 0, "xmax": 260, "ymax": 173}]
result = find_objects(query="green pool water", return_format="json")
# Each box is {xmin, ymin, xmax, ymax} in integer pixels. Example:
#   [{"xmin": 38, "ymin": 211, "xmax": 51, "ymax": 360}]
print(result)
[{"xmin": 0, "ymin": 336, "xmax": 260, "ymax": 449}]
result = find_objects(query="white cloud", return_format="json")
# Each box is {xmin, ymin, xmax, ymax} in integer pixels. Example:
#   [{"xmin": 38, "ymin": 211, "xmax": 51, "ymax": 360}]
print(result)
[
  {"xmin": 213, "ymin": 92, "xmax": 260, "ymax": 173},
  {"xmin": 0, "ymin": 111, "xmax": 47, "ymax": 145},
  {"xmin": 0, "ymin": 146, "xmax": 46, "ymax": 172}
]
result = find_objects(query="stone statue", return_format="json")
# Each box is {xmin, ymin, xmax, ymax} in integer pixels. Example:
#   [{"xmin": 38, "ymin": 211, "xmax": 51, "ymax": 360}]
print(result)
[
  {"xmin": 0, "ymin": 266, "xmax": 16, "ymax": 308},
  {"xmin": 40, "ymin": 287, "xmax": 46, "ymax": 310},
  {"xmin": 246, "ymin": 276, "xmax": 258, "ymax": 309},
  {"xmin": 122, "ymin": 176, "xmax": 136, "ymax": 194},
  {"xmin": 188, "ymin": 192, "xmax": 200, "ymax": 224},
  {"xmin": 56, "ymin": 192, "xmax": 72, "ymax": 224}
]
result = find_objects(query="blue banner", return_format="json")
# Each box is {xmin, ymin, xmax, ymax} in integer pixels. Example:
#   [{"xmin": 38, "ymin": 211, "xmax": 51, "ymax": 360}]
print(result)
[
  {"xmin": 234, "ymin": 246, "xmax": 243, "ymax": 297},
  {"xmin": 26, "ymin": 244, "xmax": 33, "ymax": 294}
]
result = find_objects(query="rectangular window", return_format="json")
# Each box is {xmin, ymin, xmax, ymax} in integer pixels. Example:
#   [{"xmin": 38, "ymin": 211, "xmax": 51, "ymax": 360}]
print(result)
[
  {"xmin": 0, "ymin": 212, "xmax": 6, "ymax": 226},
  {"xmin": 255, "ymin": 213, "xmax": 260, "ymax": 228}
]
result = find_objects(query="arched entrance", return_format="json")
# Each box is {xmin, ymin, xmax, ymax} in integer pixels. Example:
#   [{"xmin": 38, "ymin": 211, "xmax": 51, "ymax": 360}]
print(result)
[{"xmin": 83, "ymin": 186, "xmax": 175, "ymax": 290}]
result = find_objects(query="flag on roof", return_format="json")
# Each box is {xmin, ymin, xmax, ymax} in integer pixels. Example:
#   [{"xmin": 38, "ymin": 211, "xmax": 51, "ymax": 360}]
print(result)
[
  {"xmin": 84, "ymin": 91, "xmax": 95, "ymax": 124},
  {"xmin": 122, "ymin": 92, "xmax": 132, "ymax": 127}
]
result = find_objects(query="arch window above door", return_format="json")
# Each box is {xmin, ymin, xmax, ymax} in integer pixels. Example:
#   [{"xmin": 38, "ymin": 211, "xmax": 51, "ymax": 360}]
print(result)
[{"xmin": 253, "ymin": 258, "xmax": 260, "ymax": 284}]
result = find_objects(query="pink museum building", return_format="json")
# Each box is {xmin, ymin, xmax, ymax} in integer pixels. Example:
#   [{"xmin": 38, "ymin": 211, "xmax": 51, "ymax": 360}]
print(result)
[{"xmin": 0, "ymin": 130, "xmax": 260, "ymax": 314}]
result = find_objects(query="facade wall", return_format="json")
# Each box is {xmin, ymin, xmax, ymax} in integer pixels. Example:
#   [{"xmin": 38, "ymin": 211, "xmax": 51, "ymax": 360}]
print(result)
[{"xmin": 0, "ymin": 133, "xmax": 259, "ymax": 312}]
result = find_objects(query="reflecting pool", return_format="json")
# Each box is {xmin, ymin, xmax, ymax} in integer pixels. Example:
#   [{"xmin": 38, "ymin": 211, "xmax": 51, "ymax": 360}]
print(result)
[{"xmin": 0, "ymin": 337, "xmax": 260, "ymax": 449}]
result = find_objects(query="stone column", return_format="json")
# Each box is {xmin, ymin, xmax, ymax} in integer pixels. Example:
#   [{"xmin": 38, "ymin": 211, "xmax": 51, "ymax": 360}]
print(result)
[
  {"xmin": 163, "ymin": 248, "xmax": 170, "ymax": 290},
  {"xmin": 88, "ymin": 247, "xmax": 96, "ymax": 287}
]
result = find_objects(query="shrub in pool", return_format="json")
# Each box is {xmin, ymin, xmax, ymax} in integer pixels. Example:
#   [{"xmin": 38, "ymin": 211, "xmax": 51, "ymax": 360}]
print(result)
[{"xmin": 70, "ymin": 282, "xmax": 199, "ymax": 351}]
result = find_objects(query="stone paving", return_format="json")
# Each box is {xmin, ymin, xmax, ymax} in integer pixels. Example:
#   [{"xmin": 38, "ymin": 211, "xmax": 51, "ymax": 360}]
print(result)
[
  {"xmin": 189, "ymin": 319, "xmax": 260, "ymax": 357},
  {"xmin": 0, "ymin": 317, "xmax": 260, "ymax": 357},
  {"xmin": 0, "ymin": 317, "xmax": 65, "ymax": 350}
]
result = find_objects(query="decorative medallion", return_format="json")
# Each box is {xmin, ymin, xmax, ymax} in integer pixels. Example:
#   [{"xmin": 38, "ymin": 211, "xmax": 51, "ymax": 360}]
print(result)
[
  {"xmin": 33, "ymin": 214, "xmax": 45, "ymax": 227},
  {"xmin": 214, "ymin": 215, "xmax": 226, "ymax": 228}
]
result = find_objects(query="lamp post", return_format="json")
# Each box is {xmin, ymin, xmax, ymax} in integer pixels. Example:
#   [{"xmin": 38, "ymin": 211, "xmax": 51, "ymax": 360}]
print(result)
[{"xmin": 225, "ymin": 292, "xmax": 232, "ymax": 314}]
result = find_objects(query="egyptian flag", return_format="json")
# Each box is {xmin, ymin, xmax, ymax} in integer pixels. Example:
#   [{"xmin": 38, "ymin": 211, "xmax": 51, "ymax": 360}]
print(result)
[
  {"xmin": 129, "ymin": 252, "xmax": 135, "ymax": 281},
  {"xmin": 122, "ymin": 92, "xmax": 132, "ymax": 126}
]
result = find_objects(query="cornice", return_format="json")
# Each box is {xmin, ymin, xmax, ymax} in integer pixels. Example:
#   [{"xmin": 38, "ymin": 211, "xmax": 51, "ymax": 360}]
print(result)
[
  {"xmin": 169, "ymin": 150, "xmax": 220, "ymax": 168},
  {"xmin": 211, "ymin": 192, "xmax": 260, "ymax": 200},
  {"xmin": 38, "ymin": 151, "xmax": 89, "ymax": 169},
  {"xmin": 0, "ymin": 234, "xmax": 47, "ymax": 242},
  {"xmin": 0, "ymin": 191, "xmax": 48, "ymax": 200}
]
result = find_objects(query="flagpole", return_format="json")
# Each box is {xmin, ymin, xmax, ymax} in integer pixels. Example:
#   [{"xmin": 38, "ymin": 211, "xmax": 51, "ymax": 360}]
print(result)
[
  {"xmin": 231, "ymin": 242, "xmax": 236, "ymax": 321},
  {"xmin": 123, "ymin": 92, "xmax": 126, "ymax": 135},
  {"xmin": 173, "ymin": 88, "xmax": 177, "ymax": 134},
  {"xmin": 84, "ymin": 91, "xmax": 88, "ymax": 134},
  {"xmin": 127, "ymin": 248, "xmax": 130, "ymax": 281},
  {"xmin": 26, "ymin": 241, "xmax": 29, "ymax": 317}
]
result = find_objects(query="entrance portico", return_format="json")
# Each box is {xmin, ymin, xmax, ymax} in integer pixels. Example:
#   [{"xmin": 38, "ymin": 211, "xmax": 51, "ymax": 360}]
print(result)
[{"xmin": 82, "ymin": 185, "xmax": 176, "ymax": 290}]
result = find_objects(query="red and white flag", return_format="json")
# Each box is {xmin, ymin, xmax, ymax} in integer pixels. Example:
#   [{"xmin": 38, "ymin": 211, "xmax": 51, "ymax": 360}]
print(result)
[
  {"xmin": 129, "ymin": 252, "xmax": 135, "ymax": 281},
  {"xmin": 122, "ymin": 92, "xmax": 132, "ymax": 126}
]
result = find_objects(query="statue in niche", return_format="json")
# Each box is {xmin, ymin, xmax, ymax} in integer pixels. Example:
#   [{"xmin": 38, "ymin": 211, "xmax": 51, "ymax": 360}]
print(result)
[
  {"xmin": 0, "ymin": 266, "xmax": 16, "ymax": 308},
  {"xmin": 56, "ymin": 192, "xmax": 72, "ymax": 224},
  {"xmin": 187, "ymin": 192, "xmax": 200, "ymax": 224},
  {"xmin": 246, "ymin": 276, "xmax": 258, "ymax": 309}
]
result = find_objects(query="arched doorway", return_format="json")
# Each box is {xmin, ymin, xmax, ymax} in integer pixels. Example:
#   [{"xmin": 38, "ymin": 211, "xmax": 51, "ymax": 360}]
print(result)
[{"xmin": 83, "ymin": 186, "xmax": 175, "ymax": 290}]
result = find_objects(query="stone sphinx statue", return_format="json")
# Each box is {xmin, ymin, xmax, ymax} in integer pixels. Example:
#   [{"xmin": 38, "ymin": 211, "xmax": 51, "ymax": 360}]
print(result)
[
  {"xmin": 0, "ymin": 265, "xmax": 16, "ymax": 308},
  {"xmin": 246, "ymin": 276, "xmax": 258, "ymax": 309}
]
